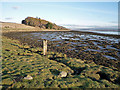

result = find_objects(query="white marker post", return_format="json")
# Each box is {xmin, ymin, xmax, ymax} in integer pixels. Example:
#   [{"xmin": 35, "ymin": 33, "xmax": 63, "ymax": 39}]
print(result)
[{"xmin": 43, "ymin": 40, "xmax": 47, "ymax": 55}]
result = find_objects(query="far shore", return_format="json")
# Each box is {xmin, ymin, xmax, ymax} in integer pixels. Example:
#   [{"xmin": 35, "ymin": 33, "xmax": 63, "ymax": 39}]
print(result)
[{"xmin": 70, "ymin": 30, "xmax": 120, "ymax": 38}]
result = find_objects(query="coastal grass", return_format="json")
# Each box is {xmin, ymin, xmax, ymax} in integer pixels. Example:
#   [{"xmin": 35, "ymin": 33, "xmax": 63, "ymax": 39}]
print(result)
[{"xmin": 2, "ymin": 36, "xmax": 120, "ymax": 89}]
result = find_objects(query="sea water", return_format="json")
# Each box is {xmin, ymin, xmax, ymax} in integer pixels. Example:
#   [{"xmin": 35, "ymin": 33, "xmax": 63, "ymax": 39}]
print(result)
[{"xmin": 73, "ymin": 29, "xmax": 119, "ymax": 35}]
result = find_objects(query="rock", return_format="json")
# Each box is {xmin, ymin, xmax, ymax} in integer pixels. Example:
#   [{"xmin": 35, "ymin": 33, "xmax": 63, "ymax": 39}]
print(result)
[
  {"xmin": 59, "ymin": 71, "xmax": 67, "ymax": 77},
  {"xmin": 24, "ymin": 75, "xmax": 33, "ymax": 80},
  {"xmin": 90, "ymin": 74, "xmax": 100, "ymax": 80},
  {"xmin": 5, "ymin": 49, "xmax": 10, "ymax": 51},
  {"xmin": 23, "ymin": 45, "xmax": 30, "ymax": 49}
]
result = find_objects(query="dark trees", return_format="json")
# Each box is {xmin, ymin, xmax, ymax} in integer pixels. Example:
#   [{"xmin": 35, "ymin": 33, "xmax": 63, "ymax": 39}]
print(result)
[{"xmin": 46, "ymin": 22, "xmax": 53, "ymax": 29}]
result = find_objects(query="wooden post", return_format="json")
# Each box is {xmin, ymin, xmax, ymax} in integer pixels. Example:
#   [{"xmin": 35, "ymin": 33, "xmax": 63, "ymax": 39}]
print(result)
[{"xmin": 43, "ymin": 40, "xmax": 47, "ymax": 55}]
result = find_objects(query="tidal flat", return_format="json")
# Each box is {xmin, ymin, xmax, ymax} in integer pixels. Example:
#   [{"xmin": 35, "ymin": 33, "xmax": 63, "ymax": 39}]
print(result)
[
  {"xmin": 2, "ymin": 31, "xmax": 120, "ymax": 88},
  {"xmin": 3, "ymin": 31, "xmax": 120, "ymax": 70}
]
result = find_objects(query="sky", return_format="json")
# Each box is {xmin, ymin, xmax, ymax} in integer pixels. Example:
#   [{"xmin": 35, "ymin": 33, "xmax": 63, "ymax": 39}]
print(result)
[{"xmin": 1, "ymin": 2, "xmax": 118, "ymax": 29}]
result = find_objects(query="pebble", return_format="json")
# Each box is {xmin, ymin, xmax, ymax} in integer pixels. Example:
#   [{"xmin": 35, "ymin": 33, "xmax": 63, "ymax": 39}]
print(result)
[
  {"xmin": 59, "ymin": 71, "xmax": 67, "ymax": 77},
  {"xmin": 24, "ymin": 75, "xmax": 33, "ymax": 80}
]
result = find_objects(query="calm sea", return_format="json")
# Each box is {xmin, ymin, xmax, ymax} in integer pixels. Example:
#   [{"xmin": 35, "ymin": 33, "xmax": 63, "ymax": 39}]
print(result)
[{"xmin": 72, "ymin": 29, "xmax": 119, "ymax": 35}]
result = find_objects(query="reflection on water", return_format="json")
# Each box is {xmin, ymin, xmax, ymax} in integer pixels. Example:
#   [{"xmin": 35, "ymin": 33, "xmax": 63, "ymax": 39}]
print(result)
[
  {"xmin": 93, "ymin": 31, "xmax": 118, "ymax": 35},
  {"xmin": 75, "ymin": 30, "xmax": 119, "ymax": 35},
  {"xmin": 103, "ymin": 55, "xmax": 117, "ymax": 60},
  {"xmin": 30, "ymin": 32, "xmax": 119, "ymax": 43},
  {"xmin": 23, "ymin": 31, "xmax": 119, "ymax": 60},
  {"xmin": 106, "ymin": 45, "xmax": 117, "ymax": 50},
  {"xmin": 84, "ymin": 49, "xmax": 101, "ymax": 52}
]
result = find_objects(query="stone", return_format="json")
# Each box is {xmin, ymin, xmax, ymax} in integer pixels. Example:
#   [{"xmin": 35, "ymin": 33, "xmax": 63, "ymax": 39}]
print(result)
[
  {"xmin": 59, "ymin": 71, "xmax": 67, "ymax": 77},
  {"xmin": 24, "ymin": 75, "xmax": 33, "ymax": 80},
  {"xmin": 90, "ymin": 74, "xmax": 100, "ymax": 80}
]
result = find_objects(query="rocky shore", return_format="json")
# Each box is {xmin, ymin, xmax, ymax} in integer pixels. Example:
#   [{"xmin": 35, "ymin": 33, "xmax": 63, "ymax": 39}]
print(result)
[{"xmin": 3, "ymin": 31, "xmax": 120, "ymax": 70}]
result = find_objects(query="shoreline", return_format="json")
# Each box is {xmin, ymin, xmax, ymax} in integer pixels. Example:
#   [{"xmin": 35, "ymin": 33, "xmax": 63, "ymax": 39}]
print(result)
[
  {"xmin": 2, "ymin": 29, "xmax": 71, "ymax": 33},
  {"xmin": 70, "ymin": 30, "xmax": 120, "ymax": 38},
  {"xmin": 2, "ymin": 29, "xmax": 120, "ymax": 38},
  {"xmin": 3, "ymin": 31, "xmax": 120, "ymax": 69}
]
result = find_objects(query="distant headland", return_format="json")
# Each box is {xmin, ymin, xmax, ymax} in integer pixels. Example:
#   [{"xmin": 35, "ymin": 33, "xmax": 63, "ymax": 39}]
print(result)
[{"xmin": 22, "ymin": 17, "xmax": 68, "ymax": 30}]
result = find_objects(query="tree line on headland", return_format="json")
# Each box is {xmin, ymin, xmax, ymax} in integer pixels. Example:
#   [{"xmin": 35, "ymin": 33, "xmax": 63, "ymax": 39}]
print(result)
[{"xmin": 22, "ymin": 17, "xmax": 68, "ymax": 30}]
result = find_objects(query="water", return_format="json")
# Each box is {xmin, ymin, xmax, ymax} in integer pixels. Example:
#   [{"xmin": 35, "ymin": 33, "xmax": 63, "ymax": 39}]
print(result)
[
  {"xmin": 73, "ymin": 30, "xmax": 119, "ymax": 35},
  {"xmin": 103, "ymin": 55, "xmax": 117, "ymax": 60},
  {"xmin": 29, "ymin": 32, "xmax": 119, "ymax": 45},
  {"xmin": 15, "ymin": 31, "xmax": 119, "ymax": 61}
]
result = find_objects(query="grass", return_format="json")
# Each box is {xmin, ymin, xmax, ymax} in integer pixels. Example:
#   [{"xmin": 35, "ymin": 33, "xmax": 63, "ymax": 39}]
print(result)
[{"xmin": 2, "ymin": 36, "xmax": 120, "ymax": 89}]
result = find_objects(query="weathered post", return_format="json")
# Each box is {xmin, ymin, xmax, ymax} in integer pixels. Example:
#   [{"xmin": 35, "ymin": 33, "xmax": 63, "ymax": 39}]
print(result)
[{"xmin": 43, "ymin": 40, "xmax": 47, "ymax": 55}]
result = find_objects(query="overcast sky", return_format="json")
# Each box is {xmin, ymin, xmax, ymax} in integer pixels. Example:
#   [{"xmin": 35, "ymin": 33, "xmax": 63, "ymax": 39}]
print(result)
[{"xmin": 1, "ymin": 2, "xmax": 118, "ymax": 28}]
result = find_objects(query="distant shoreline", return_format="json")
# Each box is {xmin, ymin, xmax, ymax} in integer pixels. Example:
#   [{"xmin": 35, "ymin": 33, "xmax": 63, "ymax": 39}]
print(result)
[
  {"xmin": 2, "ymin": 29, "xmax": 71, "ymax": 33},
  {"xmin": 70, "ymin": 30, "xmax": 120, "ymax": 38},
  {"xmin": 2, "ymin": 29, "xmax": 120, "ymax": 38},
  {"xmin": 1, "ymin": 22, "xmax": 119, "ymax": 38}
]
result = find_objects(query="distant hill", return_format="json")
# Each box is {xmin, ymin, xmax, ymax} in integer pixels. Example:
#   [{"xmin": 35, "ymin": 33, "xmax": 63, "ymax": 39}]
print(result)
[
  {"xmin": 1, "ymin": 21, "xmax": 39, "ymax": 32},
  {"xmin": 22, "ymin": 17, "xmax": 68, "ymax": 30},
  {"xmin": 1, "ymin": 22, "xmax": 36, "ymax": 29}
]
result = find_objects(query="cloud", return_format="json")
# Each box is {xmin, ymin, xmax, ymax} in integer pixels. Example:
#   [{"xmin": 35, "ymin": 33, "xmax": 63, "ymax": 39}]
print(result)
[
  {"xmin": 12, "ymin": 6, "xmax": 19, "ymax": 10},
  {"xmin": 5, "ymin": 17, "xmax": 13, "ymax": 20}
]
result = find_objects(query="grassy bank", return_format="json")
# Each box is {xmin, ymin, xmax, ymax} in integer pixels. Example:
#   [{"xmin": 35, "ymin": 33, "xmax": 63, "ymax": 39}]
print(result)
[
  {"xmin": 2, "ymin": 36, "xmax": 120, "ymax": 89},
  {"xmin": 1, "ymin": 22, "xmax": 71, "ymax": 33}
]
